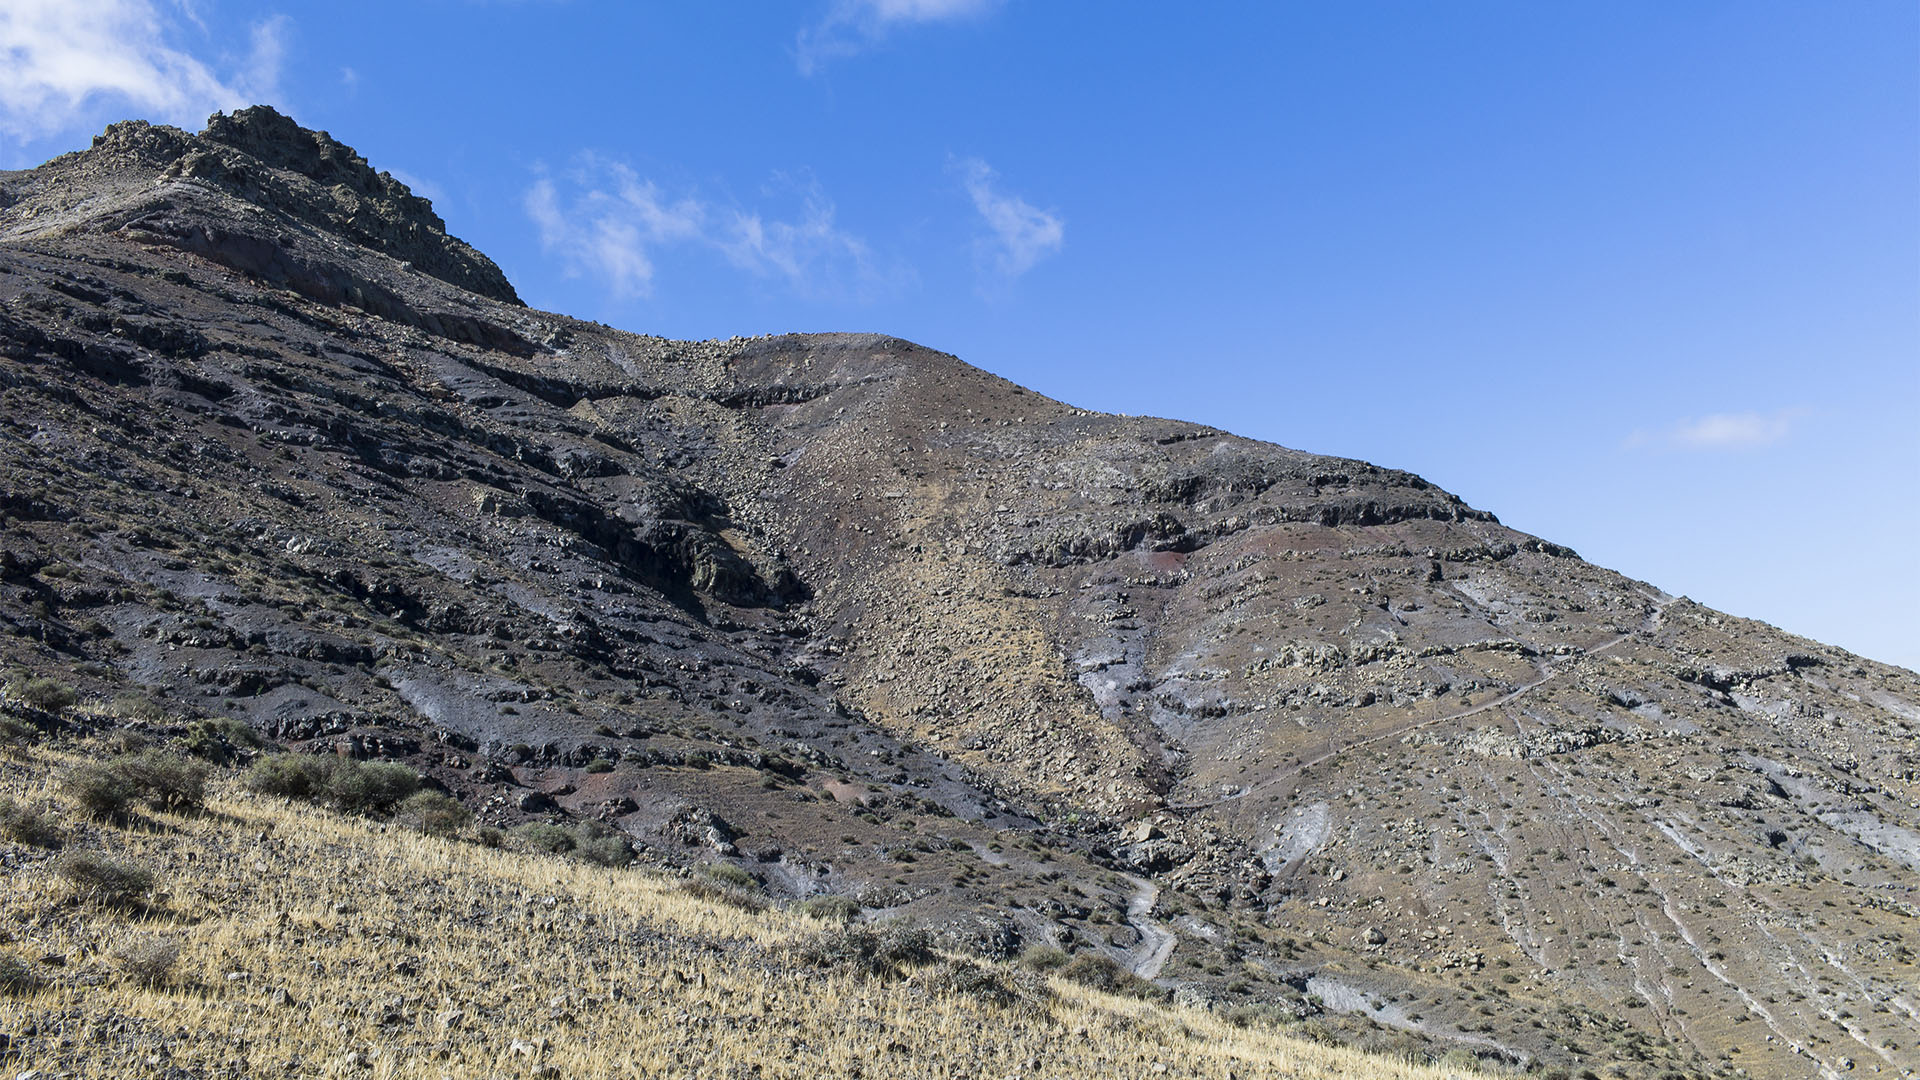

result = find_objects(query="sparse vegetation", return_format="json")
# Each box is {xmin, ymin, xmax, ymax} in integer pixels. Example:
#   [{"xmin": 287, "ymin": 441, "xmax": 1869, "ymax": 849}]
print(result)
[
  {"xmin": 0, "ymin": 952, "xmax": 42, "ymax": 995},
  {"xmin": 511, "ymin": 821, "xmax": 578, "ymax": 854},
  {"xmin": 0, "ymin": 742, "xmax": 1483, "ymax": 1080},
  {"xmin": 179, "ymin": 716, "xmax": 265, "ymax": 762},
  {"xmin": 110, "ymin": 934, "xmax": 180, "ymax": 986},
  {"xmin": 1058, "ymin": 952, "xmax": 1167, "ymax": 1001},
  {"xmin": 243, "ymin": 753, "xmax": 417, "ymax": 815},
  {"xmin": 393, "ymin": 790, "xmax": 470, "ymax": 836},
  {"xmin": 5, "ymin": 672, "xmax": 76, "ymax": 713},
  {"xmin": 0, "ymin": 796, "xmax": 64, "ymax": 847},
  {"xmin": 796, "ymin": 894, "xmax": 863, "ymax": 923},
  {"xmin": 53, "ymin": 849, "xmax": 156, "ymax": 907},
  {"xmin": 63, "ymin": 749, "xmax": 206, "ymax": 818},
  {"xmin": 796, "ymin": 920, "xmax": 937, "ymax": 978},
  {"xmin": 1020, "ymin": 944, "xmax": 1070, "ymax": 971},
  {"xmin": 684, "ymin": 861, "xmax": 767, "ymax": 911}
]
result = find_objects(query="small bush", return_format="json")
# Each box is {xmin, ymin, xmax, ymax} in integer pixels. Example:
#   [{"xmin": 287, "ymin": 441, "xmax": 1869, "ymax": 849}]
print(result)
[
  {"xmin": 63, "ymin": 761, "xmax": 139, "ymax": 820},
  {"xmin": 116, "ymin": 749, "xmax": 208, "ymax": 813},
  {"xmin": 583, "ymin": 758, "xmax": 615, "ymax": 773},
  {"xmin": 0, "ymin": 712, "xmax": 43, "ymax": 746},
  {"xmin": 394, "ymin": 791, "xmax": 470, "ymax": 836},
  {"xmin": 0, "ymin": 798, "xmax": 64, "ymax": 848},
  {"xmin": 699, "ymin": 862, "xmax": 758, "ymax": 890},
  {"xmin": 683, "ymin": 874, "xmax": 767, "ymax": 912},
  {"xmin": 55, "ymin": 850, "xmax": 156, "ymax": 906},
  {"xmin": 0, "ymin": 952, "xmax": 41, "ymax": 995},
  {"xmin": 472, "ymin": 826, "xmax": 504, "ymax": 848},
  {"xmin": 246, "ymin": 754, "xmax": 420, "ymax": 815},
  {"xmin": 109, "ymin": 692, "xmax": 170, "ymax": 724},
  {"xmin": 327, "ymin": 760, "xmax": 419, "ymax": 814},
  {"xmin": 1223, "ymin": 1002, "xmax": 1298, "ymax": 1030},
  {"xmin": 65, "ymin": 750, "xmax": 206, "ymax": 818},
  {"xmin": 1057, "ymin": 953, "xmax": 1164, "ymax": 1000},
  {"xmin": 573, "ymin": 820, "xmax": 634, "ymax": 866},
  {"xmin": 796, "ymin": 895, "xmax": 863, "ymax": 924},
  {"xmin": 512, "ymin": 822, "xmax": 577, "ymax": 854},
  {"xmin": 245, "ymin": 753, "xmax": 332, "ymax": 800},
  {"xmin": 1018, "ymin": 944, "xmax": 1069, "ymax": 971},
  {"xmin": 105, "ymin": 728, "xmax": 153, "ymax": 754},
  {"xmin": 181, "ymin": 716, "xmax": 264, "ymax": 763},
  {"xmin": 7, "ymin": 674, "xmax": 75, "ymax": 713},
  {"xmin": 796, "ymin": 922, "xmax": 936, "ymax": 978},
  {"xmin": 111, "ymin": 935, "xmax": 180, "ymax": 986},
  {"xmin": 922, "ymin": 958, "xmax": 1045, "ymax": 1010}
]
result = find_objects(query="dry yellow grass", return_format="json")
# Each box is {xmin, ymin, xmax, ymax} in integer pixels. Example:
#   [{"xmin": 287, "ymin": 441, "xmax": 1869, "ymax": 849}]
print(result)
[{"xmin": 0, "ymin": 745, "xmax": 1483, "ymax": 1080}]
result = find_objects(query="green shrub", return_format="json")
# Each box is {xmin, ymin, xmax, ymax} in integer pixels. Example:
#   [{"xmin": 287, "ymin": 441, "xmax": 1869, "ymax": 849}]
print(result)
[
  {"xmin": 63, "ymin": 760, "xmax": 140, "ymax": 820},
  {"xmin": 473, "ymin": 826, "xmax": 504, "ymax": 848},
  {"xmin": 394, "ymin": 791, "xmax": 471, "ymax": 836},
  {"xmin": 181, "ymin": 716, "xmax": 264, "ymax": 762},
  {"xmin": 682, "ymin": 863, "xmax": 767, "ymax": 912},
  {"xmin": 0, "ymin": 798, "xmax": 64, "ymax": 848},
  {"xmin": 573, "ymin": 819, "xmax": 634, "ymax": 866},
  {"xmin": 109, "ymin": 692, "xmax": 170, "ymax": 724},
  {"xmin": 6, "ymin": 673, "xmax": 75, "ymax": 713},
  {"xmin": 0, "ymin": 712, "xmax": 43, "ymax": 746},
  {"xmin": 1057, "ymin": 953, "xmax": 1164, "ymax": 1000},
  {"xmin": 326, "ymin": 760, "xmax": 419, "ymax": 814},
  {"xmin": 583, "ymin": 758, "xmax": 615, "ymax": 773},
  {"xmin": 64, "ymin": 750, "xmax": 206, "ymax": 817},
  {"xmin": 115, "ymin": 749, "xmax": 208, "ymax": 813},
  {"xmin": 55, "ymin": 850, "xmax": 156, "ymax": 906},
  {"xmin": 245, "ymin": 753, "xmax": 332, "ymax": 800},
  {"xmin": 699, "ymin": 862, "xmax": 758, "ymax": 889},
  {"xmin": 245, "ymin": 754, "xmax": 420, "ymax": 815},
  {"xmin": 795, "ymin": 921, "xmax": 935, "ymax": 977},
  {"xmin": 796, "ymin": 895, "xmax": 863, "ymax": 924},
  {"xmin": 1017, "ymin": 944, "xmax": 1069, "ymax": 971},
  {"xmin": 512, "ymin": 822, "xmax": 577, "ymax": 854}
]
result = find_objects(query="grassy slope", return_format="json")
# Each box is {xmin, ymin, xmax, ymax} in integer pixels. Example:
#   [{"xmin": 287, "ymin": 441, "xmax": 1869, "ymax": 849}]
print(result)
[{"xmin": 0, "ymin": 742, "xmax": 1481, "ymax": 1080}]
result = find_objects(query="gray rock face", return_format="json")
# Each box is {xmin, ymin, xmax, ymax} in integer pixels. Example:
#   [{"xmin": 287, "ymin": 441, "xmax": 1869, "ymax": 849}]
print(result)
[
  {"xmin": 1, "ymin": 111, "xmax": 1916, "ymax": 1080},
  {"xmin": 3, "ymin": 107, "xmax": 518, "ymax": 305}
]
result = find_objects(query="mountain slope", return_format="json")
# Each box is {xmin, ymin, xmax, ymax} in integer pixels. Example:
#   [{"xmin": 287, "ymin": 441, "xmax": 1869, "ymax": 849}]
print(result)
[{"xmin": 2, "ymin": 108, "xmax": 1916, "ymax": 1080}]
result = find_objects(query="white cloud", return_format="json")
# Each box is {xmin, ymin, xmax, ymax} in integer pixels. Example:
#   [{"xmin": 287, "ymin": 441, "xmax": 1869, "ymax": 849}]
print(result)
[
  {"xmin": 953, "ymin": 156, "xmax": 1063, "ymax": 282},
  {"xmin": 1627, "ymin": 409, "xmax": 1804, "ymax": 451},
  {"xmin": 0, "ymin": 0, "xmax": 288, "ymax": 140},
  {"xmin": 525, "ymin": 159, "xmax": 900, "ymax": 302},
  {"xmin": 795, "ymin": 0, "xmax": 998, "ymax": 75}
]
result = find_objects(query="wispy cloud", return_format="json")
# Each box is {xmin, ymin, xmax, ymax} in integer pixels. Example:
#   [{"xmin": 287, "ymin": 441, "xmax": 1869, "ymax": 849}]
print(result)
[
  {"xmin": 795, "ymin": 0, "xmax": 998, "ymax": 75},
  {"xmin": 0, "ymin": 0, "xmax": 287, "ymax": 140},
  {"xmin": 953, "ymin": 156, "xmax": 1063, "ymax": 285},
  {"xmin": 526, "ymin": 158, "xmax": 904, "ymax": 302},
  {"xmin": 1627, "ymin": 408, "xmax": 1805, "ymax": 451}
]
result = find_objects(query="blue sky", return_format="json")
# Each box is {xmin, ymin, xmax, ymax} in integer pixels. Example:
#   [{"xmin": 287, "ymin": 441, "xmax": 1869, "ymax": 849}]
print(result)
[{"xmin": 3, "ymin": 2, "xmax": 1915, "ymax": 669}]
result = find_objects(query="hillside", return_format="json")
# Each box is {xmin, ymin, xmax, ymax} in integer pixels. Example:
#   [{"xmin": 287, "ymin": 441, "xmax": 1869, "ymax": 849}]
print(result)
[
  {"xmin": 1, "ymin": 107, "xmax": 1916, "ymax": 1079},
  {"xmin": 0, "ymin": 740, "xmax": 1469, "ymax": 1079}
]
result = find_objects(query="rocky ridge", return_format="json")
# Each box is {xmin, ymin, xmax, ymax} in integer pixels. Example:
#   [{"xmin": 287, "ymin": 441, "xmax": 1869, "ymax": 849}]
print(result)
[{"xmin": 1, "ymin": 108, "xmax": 1916, "ymax": 1080}]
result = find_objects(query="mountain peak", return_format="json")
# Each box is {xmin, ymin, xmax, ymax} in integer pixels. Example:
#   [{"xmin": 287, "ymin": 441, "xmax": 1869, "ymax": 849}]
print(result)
[{"xmin": 4, "ymin": 106, "xmax": 520, "ymax": 306}]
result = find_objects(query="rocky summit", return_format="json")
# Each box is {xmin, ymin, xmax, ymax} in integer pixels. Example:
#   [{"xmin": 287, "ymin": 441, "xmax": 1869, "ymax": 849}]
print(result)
[{"xmin": 2, "ymin": 108, "xmax": 1916, "ymax": 1079}]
